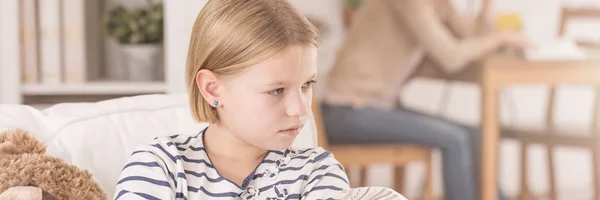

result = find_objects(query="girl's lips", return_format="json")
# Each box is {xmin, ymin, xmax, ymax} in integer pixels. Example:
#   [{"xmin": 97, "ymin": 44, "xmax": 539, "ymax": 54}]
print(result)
[{"xmin": 278, "ymin": 124, "xmax": 303, "ymax": 136}]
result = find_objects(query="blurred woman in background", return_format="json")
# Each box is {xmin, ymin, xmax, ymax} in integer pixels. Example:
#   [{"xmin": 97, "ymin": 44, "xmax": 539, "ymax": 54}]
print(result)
[{"xmin": 321, "ymin": 0, "xmax": 528, "ymax": 199}]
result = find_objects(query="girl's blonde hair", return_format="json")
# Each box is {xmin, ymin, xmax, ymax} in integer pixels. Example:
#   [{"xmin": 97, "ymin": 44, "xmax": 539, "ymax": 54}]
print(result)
[{"xmin": 186, "ymin": 0, "xmax": 319, "ymax": 123}]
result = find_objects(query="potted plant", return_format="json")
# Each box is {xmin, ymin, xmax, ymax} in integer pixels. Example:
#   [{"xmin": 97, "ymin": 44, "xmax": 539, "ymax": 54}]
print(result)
[{"xmin": 105, "ymin": 1, "xmax": 163, "ymax": 82}]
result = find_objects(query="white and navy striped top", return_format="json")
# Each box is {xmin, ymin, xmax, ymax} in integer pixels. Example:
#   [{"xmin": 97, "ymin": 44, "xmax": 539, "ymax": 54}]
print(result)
[{"xmin": 114, "ymin": 128, "xmax": 350, "ymax": 200}]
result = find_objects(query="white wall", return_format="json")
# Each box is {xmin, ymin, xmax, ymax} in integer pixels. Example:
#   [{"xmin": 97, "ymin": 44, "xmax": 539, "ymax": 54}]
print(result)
[
  {"xmin": 164, "ymin": 0, "xmax": 208, "ymax": 94},
  {"xmin": 0, "ymin": 0, "xmax": 22, "ymax": 104}
]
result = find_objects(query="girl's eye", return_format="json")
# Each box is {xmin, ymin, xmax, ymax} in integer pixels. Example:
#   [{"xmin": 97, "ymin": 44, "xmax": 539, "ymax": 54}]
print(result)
[
  {"xmin": 268, "ymin": 88, "xmax": 285, "ymax": 95},
  {"xmin": 302, "ymin": 80, "xmax": 317, "ymax": 89}
]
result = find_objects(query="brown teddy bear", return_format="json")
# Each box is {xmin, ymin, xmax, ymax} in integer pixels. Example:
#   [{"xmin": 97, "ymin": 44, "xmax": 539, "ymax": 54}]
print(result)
[{"xmin": 0, "ymin": 129, "xmax": 107, "ymax": 200}]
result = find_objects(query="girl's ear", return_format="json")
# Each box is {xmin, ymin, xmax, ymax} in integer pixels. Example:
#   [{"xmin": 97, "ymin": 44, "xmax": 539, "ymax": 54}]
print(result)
[{"xmin": 195, "ymin": 69, "xmax": 222, "ymax": 106}]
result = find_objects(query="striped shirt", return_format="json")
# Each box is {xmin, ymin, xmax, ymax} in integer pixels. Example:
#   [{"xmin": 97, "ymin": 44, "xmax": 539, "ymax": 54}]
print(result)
[{"xmin": 114, "ymin": 128, "xmax": 350, "ymax": 200}]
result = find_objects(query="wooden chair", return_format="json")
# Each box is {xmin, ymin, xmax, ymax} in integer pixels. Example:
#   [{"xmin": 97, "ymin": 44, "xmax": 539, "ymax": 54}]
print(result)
[
  {"xmin": 515, "ymin": 7, "xmax": 600, "ymax": 200},
  {"xmin": 311, "ymin": 97, "xmax": 435, "ymax": 199}
]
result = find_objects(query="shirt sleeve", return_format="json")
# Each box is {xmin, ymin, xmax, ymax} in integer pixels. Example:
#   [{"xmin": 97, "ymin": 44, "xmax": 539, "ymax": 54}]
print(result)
[
  {"xmin": 113, "ymin": 145, "xmax": 177, "ymax": 200},
  {"xmin": 389, "ymin": 0, "xmax": 501, "ymax": 73},
  {"xmin": 300, "ymin": 149, "xmax": 350, "ymax": 200}
]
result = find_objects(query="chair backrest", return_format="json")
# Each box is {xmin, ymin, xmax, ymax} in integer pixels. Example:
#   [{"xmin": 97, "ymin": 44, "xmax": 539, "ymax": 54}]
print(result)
[
  {"xmin": 555, "ymin": 7, "xmax": 600, "ymax": 137},
  {"xmin": 559, "ymin": 7, "xmax": 600, "ymax": 59},
  {"xmin": 559, "ymin": 7, "xmax": 600, "ymax": 42},
  {"xmin": 312, "ymin": 95, "xmax": 330, "ymax": 149}
]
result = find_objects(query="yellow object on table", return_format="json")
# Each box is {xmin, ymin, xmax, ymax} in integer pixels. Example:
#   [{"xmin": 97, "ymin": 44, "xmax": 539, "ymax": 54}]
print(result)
[
  {"xmin": 494, "ymin": 12, "xmax": 523, "ymax": 31},
  {"xmin": 494, "ymin": 12, "xmax": 526, "ymax": 57}
]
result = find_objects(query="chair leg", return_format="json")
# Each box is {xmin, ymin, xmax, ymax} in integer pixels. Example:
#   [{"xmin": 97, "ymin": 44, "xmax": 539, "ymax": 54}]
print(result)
[
  {"xmin": 547, "ymin": 144, "xmax": 557, "ymax": 200},
  {"xmin": 518, "ymin": 141, "xmax": 531, "ymax": 200},
  {"xmin": 593, "ymin": 145, "xmax": 600, "ymax": 200},
  {"xmin": 545, "ymin": 87, "xmax": 558, "ymax": 200},
  {"xmin": 343, "ymin": 165, "xmax": 354, "ymax": 187},
  {"xmin": 359, "ymin": 166, "xmax": 368, "ymax": 187},
  {"xmin": 422, "ymin": 152, "xmax": 434, "ymax": 200},
  {"xmin": 394, "ymin": 166, "xmax": 406, "ymax": 194},
  {"xmin": 592, "ymin": 88, "xmax": 600, "ymax": 200}
]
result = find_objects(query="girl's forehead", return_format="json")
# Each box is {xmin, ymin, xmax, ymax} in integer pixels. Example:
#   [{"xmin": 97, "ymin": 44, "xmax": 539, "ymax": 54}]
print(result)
[
  {"xmin": 241, "ymin": 46, "xmax": 317, "ymax": 79},
  {"xmin": 269, "ymin": 46, "xmax": 317, "ymax": 66}
]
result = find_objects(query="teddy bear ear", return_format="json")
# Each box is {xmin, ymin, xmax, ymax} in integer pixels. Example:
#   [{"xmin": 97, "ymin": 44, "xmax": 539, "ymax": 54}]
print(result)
[{"xmin": 0, "ymin": 129, "xmax": 46, "ymax": 155}]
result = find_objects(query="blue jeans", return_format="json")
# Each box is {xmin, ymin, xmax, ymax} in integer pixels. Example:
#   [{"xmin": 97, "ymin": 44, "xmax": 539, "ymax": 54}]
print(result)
[{"xmin": 321, "ymin": 103, "xmax": 504, "ymax": 200}]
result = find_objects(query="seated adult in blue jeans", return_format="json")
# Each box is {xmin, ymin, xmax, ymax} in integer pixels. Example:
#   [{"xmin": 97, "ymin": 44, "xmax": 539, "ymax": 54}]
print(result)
[{"xmin": 322, "ymin": 0, "xmax": 528, "ymax": 199}]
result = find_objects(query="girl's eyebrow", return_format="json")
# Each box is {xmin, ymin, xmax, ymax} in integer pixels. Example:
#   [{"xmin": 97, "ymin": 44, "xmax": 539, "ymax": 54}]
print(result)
[
  {"xmin": 264, "ymin": 81, "xmax": 288, "ymax": 87},
  {"xmin": 264, "ymin": 74, "xmax": 317, "ymax": 87}
]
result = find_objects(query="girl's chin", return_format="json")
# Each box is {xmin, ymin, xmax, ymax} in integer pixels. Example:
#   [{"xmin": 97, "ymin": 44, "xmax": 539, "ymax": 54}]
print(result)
[{"xmin": 264, "ymin": 136, "xmax": 296, "ymax": 151}]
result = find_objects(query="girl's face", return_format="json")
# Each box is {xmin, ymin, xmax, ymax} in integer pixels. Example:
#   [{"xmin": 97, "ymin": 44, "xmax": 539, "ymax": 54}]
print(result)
[{"xmin": 218, "ymin": 45, "xmax": 317, "ymax": 151}]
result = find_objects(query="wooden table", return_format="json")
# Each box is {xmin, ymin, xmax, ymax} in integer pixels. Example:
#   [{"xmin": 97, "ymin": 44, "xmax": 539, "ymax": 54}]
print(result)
[{"xmin": 480, "ymin": 55, "xmax": 600, "ymax": 200}]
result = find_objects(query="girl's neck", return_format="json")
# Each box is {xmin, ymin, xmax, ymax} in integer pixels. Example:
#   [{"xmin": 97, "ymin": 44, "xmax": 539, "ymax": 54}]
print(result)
[{"xmin": 203, "ymin": 122, "xmax": 268, "ymax": 162}]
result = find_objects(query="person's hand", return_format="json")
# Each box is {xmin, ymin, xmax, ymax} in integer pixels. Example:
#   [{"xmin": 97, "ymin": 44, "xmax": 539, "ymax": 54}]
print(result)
[{"xmin": 498, "ymin": 31, "xmax": 532, "ymax": 50}]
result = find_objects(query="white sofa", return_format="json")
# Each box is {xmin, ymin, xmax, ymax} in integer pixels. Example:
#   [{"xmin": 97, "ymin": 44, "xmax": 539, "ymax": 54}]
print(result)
[{"xmin": 0, "ymin": 94, "xmax": 318, "ymax": 198}]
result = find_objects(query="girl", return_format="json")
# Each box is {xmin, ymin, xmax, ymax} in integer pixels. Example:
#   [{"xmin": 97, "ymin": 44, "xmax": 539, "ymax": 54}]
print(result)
[{"xmin": 114, "ymin": 0, "xmax": 352, "ymax": 199}]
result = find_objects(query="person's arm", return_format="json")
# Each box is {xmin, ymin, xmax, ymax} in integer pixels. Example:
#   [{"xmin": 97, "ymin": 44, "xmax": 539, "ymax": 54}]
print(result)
[
  {"xmin": 390, "ymin": 0, "xmax": 504, "ymax": 74},
  {"xmin": 300, "ymin": 149, "xmax": 350, "ymax": 199},
  {"xmin": 444, "ymin": 0, "xmax": 495, "ymax": 38},
  {"xmin": 114, "ymin": 145, "xmax": 177, "ymax": 200}
]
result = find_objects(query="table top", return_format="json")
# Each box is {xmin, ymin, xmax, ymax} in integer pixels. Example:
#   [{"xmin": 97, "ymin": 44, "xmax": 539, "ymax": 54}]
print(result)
[
  {"xmin": 486, "ymin": 54, "xmax": 600, "ymax": 69},
  {"xmin": 484, "ymin": 54, "xmax": 600, "ymax": 85},
  {"xmin": 415, "ymin": 54, "xmax": 600, "ymax": 85}
]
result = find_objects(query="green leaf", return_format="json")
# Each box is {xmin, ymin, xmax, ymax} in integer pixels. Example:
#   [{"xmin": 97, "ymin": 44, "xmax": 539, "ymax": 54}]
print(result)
[
  {"xmin": 345, "ymin": 0, "xmax": 364, "ymax": 8},
  {"xmin": 104, "ymin": 2, "xmax": 163, "ymax": 44}
]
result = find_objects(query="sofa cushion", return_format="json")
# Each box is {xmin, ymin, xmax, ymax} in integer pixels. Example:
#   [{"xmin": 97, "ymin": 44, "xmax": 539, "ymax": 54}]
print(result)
[{"xmin": 0, "ymin": 105, "xmax": 46, "ymax": 137}]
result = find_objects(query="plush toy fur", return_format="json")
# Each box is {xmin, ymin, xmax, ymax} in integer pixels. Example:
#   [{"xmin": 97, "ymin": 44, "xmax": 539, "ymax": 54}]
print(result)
[{"xmin": 0, "ymin": 129, "xmax": 107, "ymax": 200}]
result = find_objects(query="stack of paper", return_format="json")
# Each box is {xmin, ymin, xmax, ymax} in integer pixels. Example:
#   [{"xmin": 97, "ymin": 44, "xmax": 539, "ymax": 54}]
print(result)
[{"xmin": 524, "ymin": 39, "xmax": 588, "ymax": 61}]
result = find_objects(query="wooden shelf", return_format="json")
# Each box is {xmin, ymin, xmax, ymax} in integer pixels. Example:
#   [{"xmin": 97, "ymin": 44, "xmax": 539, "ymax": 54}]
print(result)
[{"xmin": 21, "ymin": 81, "xmax": 167, "ymax": 95}]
